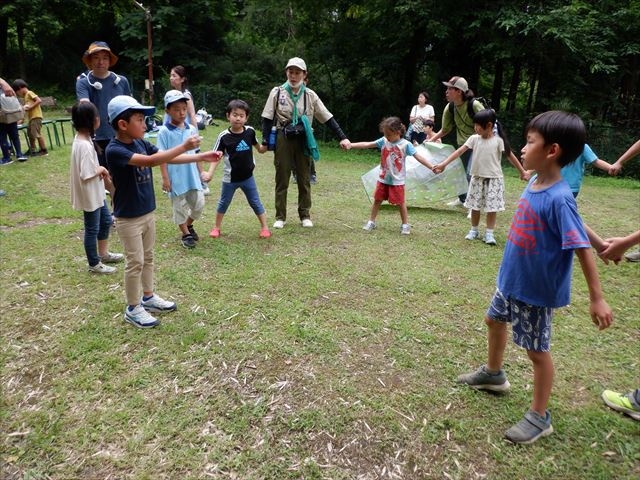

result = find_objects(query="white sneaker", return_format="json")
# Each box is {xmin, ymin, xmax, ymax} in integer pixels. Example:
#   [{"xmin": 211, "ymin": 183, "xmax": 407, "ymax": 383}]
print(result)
[
  {"xmin": 465, "ymin": 230, "xmax": 479, "ymax": 240},
  {"xmin": 88, "ymin": 262, "xmax": 116, "ymax": 274},
  {"xmin": 484, "ymin": 233, "xmax": 497, "ymax": 245},
  {"xmin": 100, "ymin": 252, "xmax": 124, "ymax": 263},
  {"xmin": 447, "ymin": 198, "xmax": 464, "ymax": 207},
  {"xmin": 202, "ymin": 183, "xmax": 210, "ymax": 196},
  {"xmin": 273, "ymin": 220, "xmax": 286, "ymax": 229},
  {"xmin": 363, "ymin": 220, "xmax": 376, "ymax": 232},
  {"xmin": 401, "ymin": 224, "xmax": 411, "ymax": 235},
  {"xmin": 301, "ymin": 219, "xmax": 313, "ymax": 228},
  {"xmin": 141, "ymin": 294, "xmax": 177, "ymax": 313},
  {"xmin": 124, "ymin": 305, "xmax": 160, "ymax": 328}
]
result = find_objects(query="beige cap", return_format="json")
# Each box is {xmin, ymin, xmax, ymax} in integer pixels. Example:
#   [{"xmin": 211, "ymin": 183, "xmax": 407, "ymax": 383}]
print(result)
[{"xmin": 285, "ymin": 57, "xmax": 307, "ymax": 72}]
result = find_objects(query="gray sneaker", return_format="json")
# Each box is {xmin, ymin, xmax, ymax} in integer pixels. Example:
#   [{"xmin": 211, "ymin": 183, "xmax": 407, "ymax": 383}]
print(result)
[
  {"xmin": 141, "ymin": 294, "xmax": 177, "ymax": 313},
  {"xmin": 124, "ymin": 305, "xmax": 160, "ymax": 328},
  {"xmin": 100, "ymin": 252, "xmax": 124, "ymax": 263},
  {"xmin": 401, "ymin": 223, "xmax": 411, "ymax": 235},
  {"xmin": 457, "ymin": 365, "xmax": 511, "ymax": 392},
  {"xmin": 505, "ymin": 409, "xmax": 553, "ymax": 444},
  {"xmin": 88, "ymin": 262, "xmax": 116, "ymax": 274}
]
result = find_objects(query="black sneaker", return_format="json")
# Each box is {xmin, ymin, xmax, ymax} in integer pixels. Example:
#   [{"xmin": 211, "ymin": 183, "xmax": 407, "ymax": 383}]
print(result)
[
  {"xmin": 187, "ymin": 225, "xmax": 199, "ymax": 241},
  {"xmin": 181, "ymin": 233, "xmax": 196, "ymax": 249}
]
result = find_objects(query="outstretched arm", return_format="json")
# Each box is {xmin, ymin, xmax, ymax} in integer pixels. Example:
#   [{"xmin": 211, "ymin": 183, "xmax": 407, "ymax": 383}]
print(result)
[
  {"xmin": 575, "ymin": 248, "xmax": 613, "ymax": 331},
  {"xmin": 347, "ymin": 140, "xmax": 378, "ymax": 150},
  {"xmin": 412, "ymin": 150, "xmax": 434, "ymax": 170},
  {"xmin": 609, "ymin": 139, "xmax": 640, "ymax": 176},
  {"xmin": 599, "ymin": 230, "xmax": 640, "ymax": 264},
  {"xmin": 506, "ymin": 151, "xmax": 529, "ymax": 180},
  {"xmin": 433, "ymin": 145, "xmax": 469, "ymax": 173}
]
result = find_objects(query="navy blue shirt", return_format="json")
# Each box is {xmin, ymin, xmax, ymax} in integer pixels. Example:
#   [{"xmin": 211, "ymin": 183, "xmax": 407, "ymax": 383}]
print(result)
[{"xmin": 106, "ymin": 138, "xmax": 158, "ymax": 218}]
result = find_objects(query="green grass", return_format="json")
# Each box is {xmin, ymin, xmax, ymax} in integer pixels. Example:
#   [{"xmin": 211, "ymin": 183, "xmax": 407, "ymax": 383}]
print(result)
[{"xmin": 1, "ymin": 118, "xmax": 639, "ymax": 479}]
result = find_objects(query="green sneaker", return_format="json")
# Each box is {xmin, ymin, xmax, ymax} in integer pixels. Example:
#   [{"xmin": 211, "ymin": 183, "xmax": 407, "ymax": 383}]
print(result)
[
  {"xmin": 456, "ymin": 365, "xmax": 511, "ymax": 392},
  {"xmin": 601, "ymin": 390, "xmax": 640, "ymax": 420},
  {"xmin": 505, "ymin": 409, "xmax": 553, "ymax": 444}
]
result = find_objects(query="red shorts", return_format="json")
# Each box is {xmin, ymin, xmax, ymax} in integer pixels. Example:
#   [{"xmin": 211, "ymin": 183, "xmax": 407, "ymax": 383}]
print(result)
[{"xmin": 374, "ymin": 182, "xmax": 405, "ymax": 205}]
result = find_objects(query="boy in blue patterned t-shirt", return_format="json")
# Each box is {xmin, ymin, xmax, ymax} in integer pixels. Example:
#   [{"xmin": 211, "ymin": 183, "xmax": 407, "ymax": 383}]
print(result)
[{"xmin": 457, "ymin": 111, "xmax": 613, "ymax": 444}]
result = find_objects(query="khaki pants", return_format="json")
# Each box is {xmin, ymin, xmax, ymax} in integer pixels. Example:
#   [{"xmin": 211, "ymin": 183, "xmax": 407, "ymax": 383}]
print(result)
[
  {"xmin": 273, "ymin": 132, "xmax": 312, "ymax": 221},
  {"xmin": 115, "ymin": 212, "xmax": 156, "ymax": 306}
]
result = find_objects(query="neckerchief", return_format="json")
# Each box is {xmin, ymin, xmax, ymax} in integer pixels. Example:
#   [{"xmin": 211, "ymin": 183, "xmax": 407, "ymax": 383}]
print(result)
[{"xmin": 282, "ymin": 82, "xmax": 306, "ymax": 125}]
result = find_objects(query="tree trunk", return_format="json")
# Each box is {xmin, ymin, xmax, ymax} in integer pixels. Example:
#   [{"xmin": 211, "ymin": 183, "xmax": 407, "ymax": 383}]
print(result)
[
  {"xmin": 506, "ymin": 59, "xmax": 521, "ymax": 112},
  {"xmin": 491, "ymin": 60, "xmax": 504, "ymax": 111},
  {"xmin": 16, "ymin": 17, "xmax": 26, "ymax": 79},
  {"xmin": 0, "ymin": 15, "xmax": 7, "ymax": 76}
]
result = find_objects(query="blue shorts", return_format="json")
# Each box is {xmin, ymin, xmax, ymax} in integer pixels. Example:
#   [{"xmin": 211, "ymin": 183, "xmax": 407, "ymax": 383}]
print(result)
[{"xmin": 486, "ymin": 288, "xmax": 554, "ymax": 352}]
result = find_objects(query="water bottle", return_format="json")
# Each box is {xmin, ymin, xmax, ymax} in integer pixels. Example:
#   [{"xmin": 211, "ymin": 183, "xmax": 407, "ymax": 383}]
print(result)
[{"xmin": 268, "ymin": 126, "xmax": 277, "ymax": 151}]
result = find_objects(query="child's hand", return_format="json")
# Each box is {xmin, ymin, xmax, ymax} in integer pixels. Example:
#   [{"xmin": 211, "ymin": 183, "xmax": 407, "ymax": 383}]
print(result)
[
  {"xmin": 590, "ymin": 298, "xmax": 613, "ymax": 330},
  {"xmin": 608, "ymin": 162, "xmax": 622, "ymax": 176},
  {"xmin": 200, "ymin": 150, "xmax": 222, "ymax": 163},
  {"xmin": 520, "ymin": 170, "xmax": 531, "ymax": 181},
  {"xmin": 162, "ymin": 177, "xmax": 171, "ymax": 193},
  {"xmin": 432, "ymin": 164, "xmax": 444, "ymax": 174},
  {"xmin": 183, "ymin": 135, "xmax": 203, "ymax": 151},
  {"xmin": 340, "ymin": 139, "xmax": 351, "ymax": 150},
  {"xmin": 257, "ymin": 144, "xmax": 268, "ymax": 154},
  {"xmin": 200, "ymin": 171, "xmax": 212, "ymax": 183}
]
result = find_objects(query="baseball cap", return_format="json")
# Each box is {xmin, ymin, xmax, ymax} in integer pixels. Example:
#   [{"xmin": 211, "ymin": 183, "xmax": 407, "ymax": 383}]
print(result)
[
  {"xmin": 83, "ymin": 41, "xmax": 118, "ymax": 68},
  {"xmin": 442, "ymin": 76, "xmax": 469, "ymax": 93},
  {"xmin": 164, "ymin": 89, "xmax": 189, "ymax": 108},
  {"xmin": 107, "ymin": 95, "xmax": 156, "ymax": 123},
  {"xmin": 285, "ymin": 57, "xmax": 307, "ymax": 72}
]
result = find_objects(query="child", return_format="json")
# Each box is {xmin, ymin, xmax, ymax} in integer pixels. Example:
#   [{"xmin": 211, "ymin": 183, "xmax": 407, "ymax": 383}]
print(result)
[
  {"xmin": 421, "ymin": 119, "xmax": 441, "ymax": 144},
  {"xmin": 456, "ymin": 110, "xmax": 613, "ymax": 444},
  {"xmin": 158, "ymin": 90, "xmax": 205, "ymax": 249},
  {"xmin": 347, "ymin": 116, "xmax": 435, "ymax": 235},
  {"xmin": 105, "ymin": 95, "xmax": 220, "ymax": 329},
  {"xmin": 69, "ymin": 101, "xmax": 123, "ymax": 274},
  {"xmin": 433, "ymin": 109, "xmax": 528, "ymax": 245},
  {"xmin": 202, "ymin": 99, "xmax": 270, "ymax": 239},
  {"xmin": 12, "ymin": 79, "xmax": 47, "ymax": 156}
]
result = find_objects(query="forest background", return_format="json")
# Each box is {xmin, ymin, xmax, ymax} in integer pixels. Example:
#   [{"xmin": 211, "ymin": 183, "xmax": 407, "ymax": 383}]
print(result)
[{"xmin": 1, "ymin": 0, "xmax": 639, "ymax": 177}]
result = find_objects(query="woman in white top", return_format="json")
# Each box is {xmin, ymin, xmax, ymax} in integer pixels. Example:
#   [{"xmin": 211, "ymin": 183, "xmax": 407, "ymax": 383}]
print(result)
[{"xmin": 409, "ymin": 91, "xmax": 435, "ymax": 145}]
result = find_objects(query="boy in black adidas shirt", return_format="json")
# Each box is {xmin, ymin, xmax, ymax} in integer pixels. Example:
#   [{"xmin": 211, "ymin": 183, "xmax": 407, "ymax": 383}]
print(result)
[{"xmin": 203, "ymin": 99, "xmax": 271, "ymax": 239}]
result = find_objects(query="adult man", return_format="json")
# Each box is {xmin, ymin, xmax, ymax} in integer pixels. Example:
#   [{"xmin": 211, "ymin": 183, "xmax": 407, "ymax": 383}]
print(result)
[{"xmin": 76, "ymin": 41, "xmax": 132, "ymax": 168}]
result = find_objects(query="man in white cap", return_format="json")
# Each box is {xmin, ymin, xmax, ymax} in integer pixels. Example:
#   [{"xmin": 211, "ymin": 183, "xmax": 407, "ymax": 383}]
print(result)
[{"xmin": 430, "ymin": 76, "xmax": 485, "ymax": 205}]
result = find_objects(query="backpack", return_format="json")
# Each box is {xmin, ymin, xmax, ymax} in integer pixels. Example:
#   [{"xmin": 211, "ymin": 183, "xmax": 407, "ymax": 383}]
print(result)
[
  {"xmin": 0, "ymin": 94, "xmax": 24, "ymax": 124},
  {"xmin": 446, "ymin": 96, "xmax": 490, "ymax": 128}
]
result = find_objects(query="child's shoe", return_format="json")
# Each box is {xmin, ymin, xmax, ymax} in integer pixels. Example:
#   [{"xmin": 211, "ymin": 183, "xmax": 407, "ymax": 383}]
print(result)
[
  {"xmin": 465, "ymin": 229, "xmax": 479, "ymax": 240},
  {"xmin": 37, "ymin": 149, "xmax": 48, "ymax": 156},
  {"xmin": 187, "ymin": 225, "xmax": 199, "ymax": 241},
  {"xmin": 141, "ymin": 294, "xmax": 177, "ymax": 313},
  {"xmin": 100, "ymin": 252, "xmax": 124, "ymax": 263},
  {"xmin": 362, "ymin": 220, "xmax": 376, "ymax": 232},
  {"xmin": 88, "ymin": 262, "xmax": 116, "ymax": 274},
  {"xmin": 400, "ymin": 224, "xmax": 411, "ymax": 235},
  {"xmin": 259, "ymin": 228, "xmax": 272, "ymax": 239},
  {"xmin": 456, "ymin": 365, "xmax": 510, "ymax": 392},
  {"xmin": 124, "ymin": 305, "xmax": 160, "ymax": 328},
  {"xmin": 209, "ymin": 227, "xmax": 221, "ymax": 238},
  {"xmin": 601, "ymin": 390, "xmax": 640, "ymax": 420},
  {"xmin": 181, "ymin": 233, "xmax": 196, "ymax": 248},
  {"xmin": 484, "ymin": 232, "xmax": 497, "ymax": 245},
  {"xmin": 505, "ymin": 410, "xmax": 553, "ymax": 444}
]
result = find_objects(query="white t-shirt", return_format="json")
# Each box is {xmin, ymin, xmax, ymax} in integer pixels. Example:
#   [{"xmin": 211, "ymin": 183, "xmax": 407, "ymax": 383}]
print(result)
[
  {"xmin": 464, "ymin": 134, "xmax": 505, "ymax": 178},
  {"xmin": 69, "ymin": 135, "xmax": 105, "ymax": 212},
  {"xmin": 410, "ymin": 104, "xmax": 435, "ymax": 123}
]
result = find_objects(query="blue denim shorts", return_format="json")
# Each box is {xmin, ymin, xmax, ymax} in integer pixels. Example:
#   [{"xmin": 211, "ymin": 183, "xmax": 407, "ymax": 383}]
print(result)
[{"xmin": 487, "ymin": 288, "xmax": 554, "ymax": 352}]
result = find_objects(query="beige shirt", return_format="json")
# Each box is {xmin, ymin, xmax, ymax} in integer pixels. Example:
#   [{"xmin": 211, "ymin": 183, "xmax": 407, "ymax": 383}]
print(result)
[
  {"xmin": 69, "ymin": 136, "xmax": 105, "ymax": 212},
  {"xmin": 261, "ymin": 86, "xmax": 333, "ymax": 127}
]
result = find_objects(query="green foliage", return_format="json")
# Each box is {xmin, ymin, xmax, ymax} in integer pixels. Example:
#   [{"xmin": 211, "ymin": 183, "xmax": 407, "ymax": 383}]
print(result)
[{"xmin": 1, "ymin": 1, "xmax": 638, "ymax": 139}]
